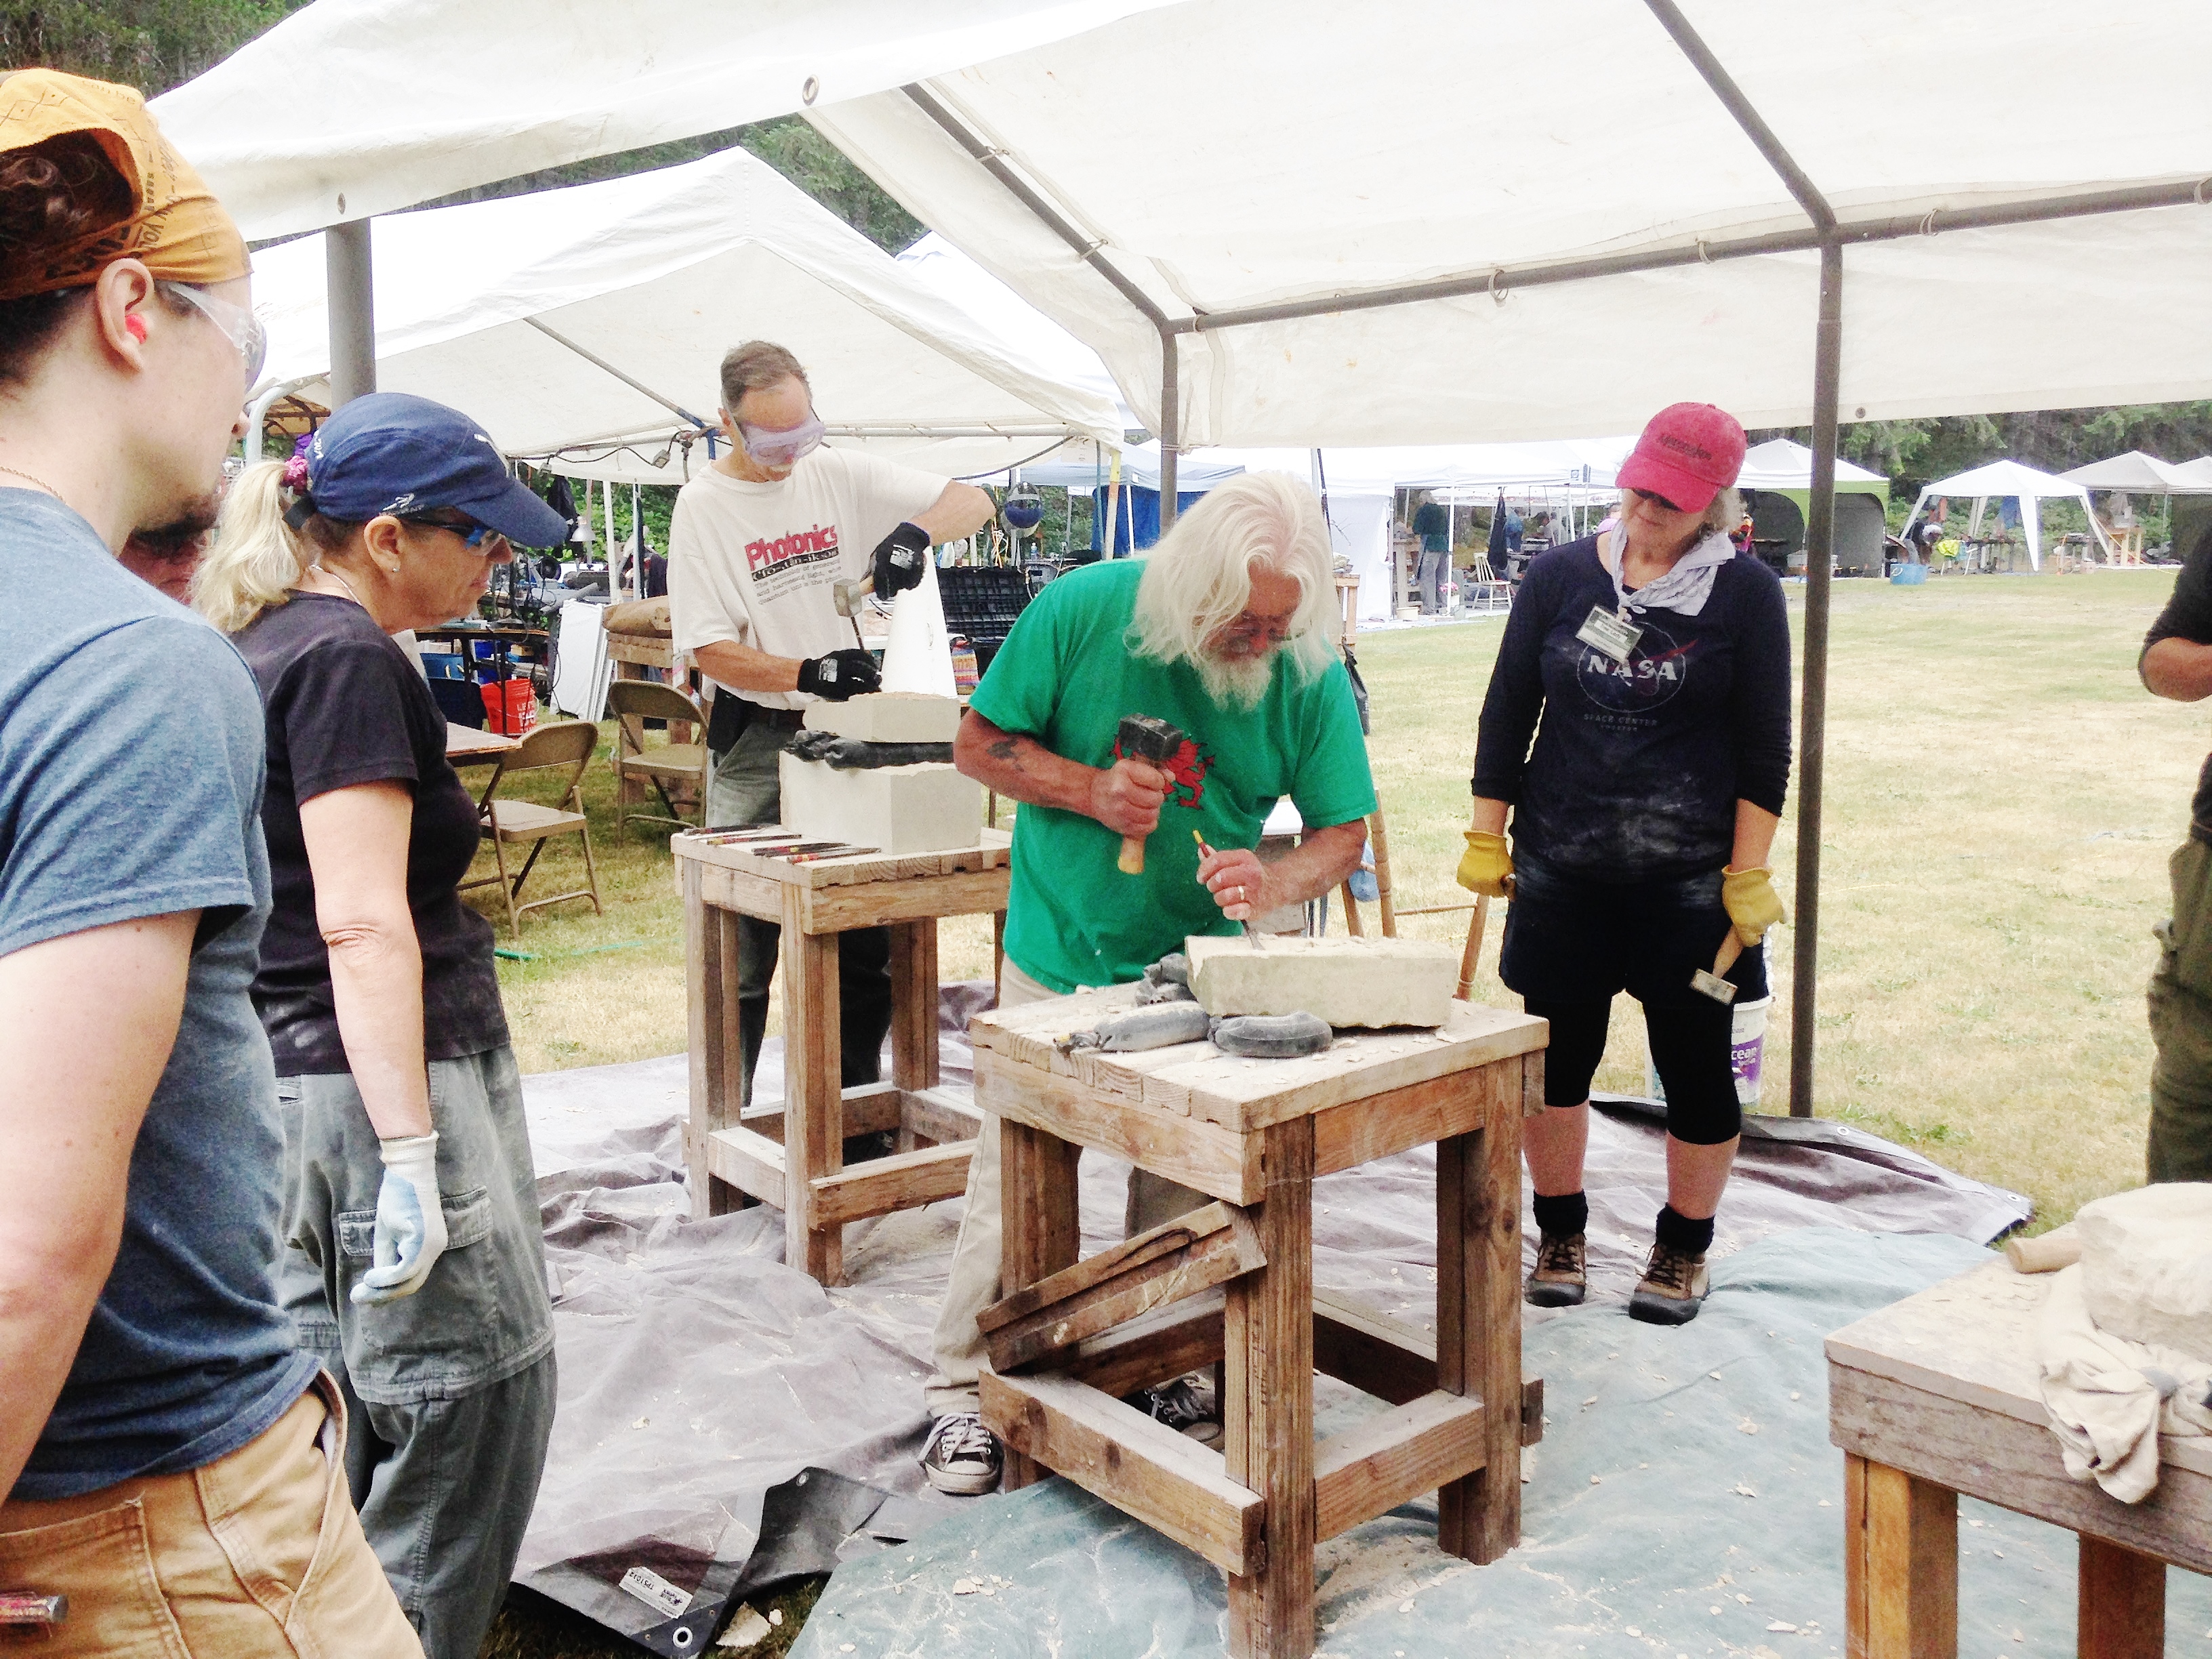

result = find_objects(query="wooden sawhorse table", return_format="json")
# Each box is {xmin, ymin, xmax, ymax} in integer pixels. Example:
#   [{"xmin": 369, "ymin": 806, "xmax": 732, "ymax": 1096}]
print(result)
[
  {"xmin": 1828, "ymin": 1255, "xmax": 2211, "ymax": 1658},
  {"xmin": 676, "ymin": 827, "xmax": 1009, "ymax": 1284},
  {"xmin": 968, "ymin": 986, "xmax": 1548, "ymax": 1659}
]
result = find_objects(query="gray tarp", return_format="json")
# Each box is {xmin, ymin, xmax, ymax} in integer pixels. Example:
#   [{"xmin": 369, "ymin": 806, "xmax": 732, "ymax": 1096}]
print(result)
[{"xmin": 514, "ymin": 987, "xmax": 2035, "ymax": 1647}]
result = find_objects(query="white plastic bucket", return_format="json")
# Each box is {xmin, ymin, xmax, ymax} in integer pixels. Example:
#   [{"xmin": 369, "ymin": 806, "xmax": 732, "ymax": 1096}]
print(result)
[{"xmin": 1643, "ymin": 994, "xmax": 1773, "ymax": 1109}]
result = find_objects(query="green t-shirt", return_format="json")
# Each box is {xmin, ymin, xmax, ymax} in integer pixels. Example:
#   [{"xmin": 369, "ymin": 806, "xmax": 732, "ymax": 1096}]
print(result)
[{"xmin": 971, "ymin": 560, "xmax": 1377, "ymax": 992}]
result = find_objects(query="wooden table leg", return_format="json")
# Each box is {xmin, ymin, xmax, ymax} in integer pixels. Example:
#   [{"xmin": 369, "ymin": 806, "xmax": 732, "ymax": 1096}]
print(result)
[
  {"xmin": 1437, "ymin": 1064, "xmax": 1523, "ymax": 1562},
  {"xmin": 781, "ymin": 886, "xmax": 844, "ymax": 1284},
  {"xmin": 2078, "ymin": 1535, "xmax": 2165, "ymax": 1659},
  {"xmin": 998, "ymin": 1118, "xmax": 1080, "ymax": 1491},
  {"xmin": 684, "ymin": 865, "xmax": 744, "ymax": 1218},
  {"xmin": 1225, "ymin": 1118, "xmax": 1316, "ymax": 1659},
  {"xmin": 1845, "ymin": 1453, "xmax": 1957, "ymax": 1659},
  {"xmin": 889, "ymin": 920, "xmax": 939, "ymax": 1150}
]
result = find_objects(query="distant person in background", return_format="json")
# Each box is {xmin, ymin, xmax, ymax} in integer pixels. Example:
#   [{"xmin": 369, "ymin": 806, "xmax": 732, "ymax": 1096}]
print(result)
[
  {"xmin": 1485, "ymin": 491, "xmax": 1510, "ymax": 577},
  {"xmin": 1411, "ymin": 490, "xmax": 1450, "ymax": 614},
  {"xmin": 2135, "ymin": 520, "xmax": 2212, "ymax": 1183},
  {"xmin": 118, "ymin": 520, "xmax": 210, "ymax": 602}
]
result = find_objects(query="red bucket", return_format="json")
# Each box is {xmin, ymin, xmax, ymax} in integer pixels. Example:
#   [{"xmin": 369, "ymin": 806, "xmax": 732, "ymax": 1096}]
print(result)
[{"xmin": 480, "ymin": 676, "xmax": 538, "ymax": 737}]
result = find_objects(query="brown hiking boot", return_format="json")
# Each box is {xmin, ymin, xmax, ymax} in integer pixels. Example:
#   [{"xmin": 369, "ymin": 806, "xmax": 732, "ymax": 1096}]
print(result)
[
  {"xmin": 1629, "ymin": 1240, "xmax": 1711, "ymax": 1325},
  {"xmin": 1525, "ymin": 1231, "xmax": 1586, "ymax": 1307}
]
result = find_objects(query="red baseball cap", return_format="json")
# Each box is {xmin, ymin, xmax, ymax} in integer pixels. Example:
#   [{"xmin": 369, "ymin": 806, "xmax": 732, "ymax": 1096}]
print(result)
[{"xmin": 1616, "ymin": 403, "xmax": 1746, "ymax": 514}]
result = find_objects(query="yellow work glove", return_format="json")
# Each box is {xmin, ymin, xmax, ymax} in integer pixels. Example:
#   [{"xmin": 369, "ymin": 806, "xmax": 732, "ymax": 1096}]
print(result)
[
  {"xmin": 1721, "ymin": 865, "xmax": 1787, "ymax": 945},
  {"xmin": 1456, "ymin": 830, "xmax": 1513, "ymax": 898}
]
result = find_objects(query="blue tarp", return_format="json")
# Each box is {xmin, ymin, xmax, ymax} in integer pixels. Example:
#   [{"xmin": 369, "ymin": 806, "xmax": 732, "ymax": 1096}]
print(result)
[{"xmin": 1091, "ymin": 485, "xmax": 1206, "ymax": 554}]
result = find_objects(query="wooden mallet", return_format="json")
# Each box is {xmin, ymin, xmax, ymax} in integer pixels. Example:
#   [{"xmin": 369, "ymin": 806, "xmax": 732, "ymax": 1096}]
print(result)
[{"xmin": 1113, "ymin": 713, "xmax": 1187, "ymax": 874}]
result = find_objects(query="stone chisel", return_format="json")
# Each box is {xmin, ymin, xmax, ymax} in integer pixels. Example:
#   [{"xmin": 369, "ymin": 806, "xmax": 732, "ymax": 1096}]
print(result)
[{"xmin": 1194, "ymin": 829, "xmax": 1261, "ymax": 949}]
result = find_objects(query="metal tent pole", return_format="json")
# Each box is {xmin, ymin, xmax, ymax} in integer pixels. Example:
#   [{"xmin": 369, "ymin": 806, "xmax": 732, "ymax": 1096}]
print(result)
[
  {"xmin": 325, "ymin": 219, "xmax": 376, "ymax": 407},
  {"xmin": 1158, "ymin": 331, "xmax": 1179, "ymax": 530},
  {"xmin": 1789, "ymin": 240, "xmax": 1844, "ymax": 1118}
]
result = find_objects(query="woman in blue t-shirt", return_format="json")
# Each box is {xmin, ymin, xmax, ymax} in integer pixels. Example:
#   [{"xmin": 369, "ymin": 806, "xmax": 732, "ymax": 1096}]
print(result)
[
  {"xmin": 197, "ymin": 394, "xmax": 571, "ymax": 1659},
  {"xmin": 1458, "ymin": 403, "xmax": 1792, "ymax": 1327}
]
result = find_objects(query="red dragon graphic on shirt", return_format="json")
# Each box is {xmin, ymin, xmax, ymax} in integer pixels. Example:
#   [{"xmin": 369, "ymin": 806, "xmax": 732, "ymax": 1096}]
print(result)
[{"xmin": 1113, "ymin": 733, "xmax": 1214, "ymax": 808}]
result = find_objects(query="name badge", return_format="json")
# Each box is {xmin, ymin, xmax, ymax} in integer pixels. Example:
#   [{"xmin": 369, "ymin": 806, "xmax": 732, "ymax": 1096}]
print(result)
[{"xmin": 1576, "ymin": 605, "xmax": 1642, "ymax": 665}]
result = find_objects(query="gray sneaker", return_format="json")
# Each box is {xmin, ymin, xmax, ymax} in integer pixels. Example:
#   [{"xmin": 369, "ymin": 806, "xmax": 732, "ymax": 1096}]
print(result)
[
  {"xmin": 1128, "ymin": 1372, "xmax": 1222, "ymax": 1447},
  {"xmin": 920, "ymin": 1412, "xmax": 1002, "ymax": 1495},
  {"xmin": 1629, "ymin": 1241, "xmax": 1711, "ymax": 1326},
  {"xmin": 1525, "ymin": 1231, "xmax": 1586, "ymax": 1308}
]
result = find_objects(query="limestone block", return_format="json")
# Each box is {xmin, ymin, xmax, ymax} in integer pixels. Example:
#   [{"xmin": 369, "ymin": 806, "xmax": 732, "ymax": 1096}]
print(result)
[
  {"xmin": 2076, "ymin": 1183, "xmax": 2212, "ymax": 1364},
  {"xmin": 777, "ymin": 753, "xmax": 981, "ymax": 855},
  {"xmin": 1183, "ymin": 934, "xmax": 1456, "ymax": 1029},
  {"xmin": 802, "ymin": 691, "xmax": 963, "ymax": 745}
]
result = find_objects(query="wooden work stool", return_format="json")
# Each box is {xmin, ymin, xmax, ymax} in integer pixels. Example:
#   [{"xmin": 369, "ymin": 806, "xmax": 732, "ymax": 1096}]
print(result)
[
  {"xmin": 968, "ymin": 986, "xmax": 1549, "ymax": 1659},
  {"xmin": 675, "ymin": 827, "xmax": 1011, "ymax": 1284},
  {"xmin": 1828, "ymin": 1255, "xmax": 2212, "ymax": 1658}
]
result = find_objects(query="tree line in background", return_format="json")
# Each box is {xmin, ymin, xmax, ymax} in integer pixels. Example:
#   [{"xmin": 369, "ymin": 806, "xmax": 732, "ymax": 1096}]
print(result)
[{"xmin": 21, "ymin": 1, "xmax": 2209, "ymax": 552}]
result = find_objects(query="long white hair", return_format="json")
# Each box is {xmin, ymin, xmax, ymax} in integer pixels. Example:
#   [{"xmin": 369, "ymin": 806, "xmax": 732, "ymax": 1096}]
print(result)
[{"xmin": 1128, "ymin": 470, "xmax": 1338, "ymax": 695}]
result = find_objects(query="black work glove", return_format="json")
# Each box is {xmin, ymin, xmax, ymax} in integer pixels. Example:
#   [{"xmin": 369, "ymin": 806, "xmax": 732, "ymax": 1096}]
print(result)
[
  {"xmin": 872, "ymin": 521, "xmax": 932, "ymax": 600},
  {"xmin": 796, "ymin": 648, "xmax": 881, "ymax": 701}
]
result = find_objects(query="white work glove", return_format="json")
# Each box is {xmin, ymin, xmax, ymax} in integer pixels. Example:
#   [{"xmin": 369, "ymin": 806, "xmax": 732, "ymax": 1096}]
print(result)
[{"xmin": 350, "ymin": 1132, "xmax": 447, "ymax": 1306}]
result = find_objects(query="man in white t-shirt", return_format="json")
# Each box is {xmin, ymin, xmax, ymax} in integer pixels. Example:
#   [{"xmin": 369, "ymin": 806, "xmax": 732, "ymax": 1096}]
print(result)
[{"xmin": 669, "ymin": 340, "xmax": 994, "ymax": 1110}]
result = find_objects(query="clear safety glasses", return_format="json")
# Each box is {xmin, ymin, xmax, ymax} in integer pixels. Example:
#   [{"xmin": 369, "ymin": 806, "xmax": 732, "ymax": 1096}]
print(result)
[{"xmin": 158, "ymin": 281, "xmax": 268, "ymax": 387}]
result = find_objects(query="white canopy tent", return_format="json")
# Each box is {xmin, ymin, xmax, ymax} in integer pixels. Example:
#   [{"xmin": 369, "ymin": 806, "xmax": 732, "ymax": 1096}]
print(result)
[
  {"xmin": 244, "ymin": 146, "xmax": 1122, "ymax": 486},
  {"xmin": 1904, "ymin": 459, "xmax": 2108, "ymax": 571},
  {"xmin": 1738, "ymin": 438, "xmax": 1886, "ymax": 500},
  {"xmin": 155, "ymin": 0, "xmax": 2212, "ymax": 1116},
  {"xmin": 2059, "ymin": 451, "xmax": 2212, "ymax": 495}
]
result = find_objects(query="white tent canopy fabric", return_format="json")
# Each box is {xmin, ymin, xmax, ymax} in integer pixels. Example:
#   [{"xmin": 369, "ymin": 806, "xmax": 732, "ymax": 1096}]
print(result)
[
  {"xmin": 148, "ymin": 0, "xmax": 1183, "ymax": 239},
  {"xmin": 1905, "ymin": 459, "xmax": 2105, "ymax": 571},
  {"xmin": 2059, "ymin": 451, "xmax": 2212, "ymax": 495},
  {"xmin": 807, "ymin": 0, "xmax": 2212, "ymax": 445},
  {"xmin": 1738, "ymin": 438, "xmax": 1886, "ymax": 498},
  {"xmin": 245, "ymin": 147, "xmax": 1122, "ymax": 485}
]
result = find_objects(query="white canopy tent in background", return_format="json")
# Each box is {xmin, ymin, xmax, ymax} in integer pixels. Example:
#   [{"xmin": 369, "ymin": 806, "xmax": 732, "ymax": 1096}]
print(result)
[
  {"xmin": 157, "ymin": 0, "xmax": 2212, "ymax": 1117},
  {"xmin": 1738, "ymin": 438, "xmax": 1887, "ymax": 501},
  {"xmin": 2058, "ymin": 451, "xmax": 2212, "ymax": 495},
  {"xmin": 245, "ymin": 146, "xmax": 1121, "ymax": 486},
  {"xmin": 1904, "ymin": 459, "xmax": 2109, "ymax": 571}
]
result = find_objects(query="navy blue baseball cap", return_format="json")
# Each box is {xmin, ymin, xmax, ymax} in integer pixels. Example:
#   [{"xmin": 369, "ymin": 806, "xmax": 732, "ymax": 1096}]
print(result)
[{"xmin": 296, "ymin": 392, "xmax": 569, "ymax": 547}]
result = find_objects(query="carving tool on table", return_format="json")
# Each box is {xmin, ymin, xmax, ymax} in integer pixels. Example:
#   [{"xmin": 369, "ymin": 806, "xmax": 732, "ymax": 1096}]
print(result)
[
  {"xmin": 1195, "ymin": 830, "xmax": 1261, "ymax": 949},
  {"xmin": 1112, "ymin": 714, "xmax": 1187, "ymax": 874}
]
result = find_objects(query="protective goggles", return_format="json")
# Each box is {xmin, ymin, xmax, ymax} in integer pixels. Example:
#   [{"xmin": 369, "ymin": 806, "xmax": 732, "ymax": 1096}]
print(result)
[
  {"xmin": 159, "ymin": 281, "xmax": 268, "ymax": 387},
  {"xmin": 737, "ymin": 410, "xmax": 827, "ymax": 468}
]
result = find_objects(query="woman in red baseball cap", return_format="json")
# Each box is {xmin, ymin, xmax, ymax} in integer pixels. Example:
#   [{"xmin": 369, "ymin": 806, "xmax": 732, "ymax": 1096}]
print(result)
[{"xmin": 1456, "ymin": 402, "xmax": 1793, "ymax": 1325}]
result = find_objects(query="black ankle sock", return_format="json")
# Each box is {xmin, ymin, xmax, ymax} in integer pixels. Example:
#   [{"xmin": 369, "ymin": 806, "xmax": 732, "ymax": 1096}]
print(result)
[
  {"xmin": 1532, "ymin": 1191, "xmax": 1588, "ymax": 1240},
  {"xmin": 1655, "ymin": 1204, "xmax": 1715, "ymax": 1256}
]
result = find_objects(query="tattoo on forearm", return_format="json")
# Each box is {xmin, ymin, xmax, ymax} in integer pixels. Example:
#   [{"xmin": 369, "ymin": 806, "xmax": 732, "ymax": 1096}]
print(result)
[{"xmin": 985, "ymin": 737, "xmax": 1019, "ymax": 762}]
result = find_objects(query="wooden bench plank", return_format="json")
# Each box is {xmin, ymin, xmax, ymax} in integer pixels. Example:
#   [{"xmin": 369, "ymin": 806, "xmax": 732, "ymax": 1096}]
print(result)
[
  {"xmin": 808, "ymin": 1141, "xmax": 973, "ymax": 1227},
  {"xmin": 705, "ymin": 1125, "xmax": 785, "ymax": 1204},
  {"xmin": 978, "ymin": 1050, "xmax": 1263, "ymax": 1204},
  {"xmin": 1314, "ymin": 1390, "xmax": 1489, "ymax": 1540},
  {"xmin": 1313, "ymin": 1287, "xmax": 1439, "ymax": 1406},
  {"xmin": 1061, "ymin": 1290, "xmax": 1228, "ymax": 1399},
  {"xmin": 981, "ymin": 1202, "xmax": 1264, "ymax": 1372},
  {"xmin": 981, "ymin": 1370, "xmax": 1265, "ymax": 1576},
  {"xmin": 903, "ymin": 1084, "xmax": 983, "ymax": 1147}
]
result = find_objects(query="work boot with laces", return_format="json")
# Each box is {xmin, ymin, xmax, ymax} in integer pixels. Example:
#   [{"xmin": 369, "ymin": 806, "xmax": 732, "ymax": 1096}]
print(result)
[
  {"xmin": 1629, "ymin": 1240, "xmax": 1711, "ymax": 1326},
  {"xmin": 1525, "ymin": 1231, "xmax": 1586, "ymax": 1307},
  {"xmin": 1126, "ymin": 1372, "xmax": 1223, "ymax": 1447}
]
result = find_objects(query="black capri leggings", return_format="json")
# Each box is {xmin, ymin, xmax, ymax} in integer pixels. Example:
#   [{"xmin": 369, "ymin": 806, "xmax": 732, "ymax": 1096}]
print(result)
[{"xmin": 1500, "ymin": 850, "xmax": 1764, "ymax": 1147}]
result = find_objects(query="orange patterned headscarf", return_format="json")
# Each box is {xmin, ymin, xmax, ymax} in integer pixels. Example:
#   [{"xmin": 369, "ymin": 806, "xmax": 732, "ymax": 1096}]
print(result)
[{"xmin": 0, "ymin": 68, "xmax": 247, "ymax": 302}]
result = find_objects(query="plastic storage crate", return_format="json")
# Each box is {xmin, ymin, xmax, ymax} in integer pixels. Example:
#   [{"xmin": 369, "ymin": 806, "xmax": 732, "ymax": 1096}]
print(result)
[{"xmin": 938, "ymin": 564, "xmax": 1036, "ymax": 672}]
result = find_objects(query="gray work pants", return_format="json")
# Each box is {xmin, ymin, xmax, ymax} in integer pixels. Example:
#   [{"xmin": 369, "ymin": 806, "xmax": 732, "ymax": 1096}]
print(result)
[
  {"xmin": 924, "ymin": 959, "xmax": 1208, "ymax": 1418},
  {"xmin": 707, "ymin": 714, "xmax": 893, "ymax": 1109},
  {"xmin": 1416, "ymin": 546, "xmax": 1449, "ymax": 613},
  {"xmin": 2148, "ymin": 835, "xmax": 2212, "ymax": 1183},
  {"xmin": 276, "ymin": 1046, "xmax": 556, "ymax": 1659}
]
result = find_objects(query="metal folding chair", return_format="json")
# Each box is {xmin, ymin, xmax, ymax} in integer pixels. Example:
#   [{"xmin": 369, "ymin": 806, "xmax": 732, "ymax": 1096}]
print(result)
[
  {"xmin": 465, "ymin": 719, "xmax": 605, "ymax": 937},
  {"xmin": 607, "ymin": 679, "xmax": 708, "ymax": 833}
]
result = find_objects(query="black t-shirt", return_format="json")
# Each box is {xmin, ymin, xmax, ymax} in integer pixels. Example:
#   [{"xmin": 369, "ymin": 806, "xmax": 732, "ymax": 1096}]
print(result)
[
  {"xmin": 2142, "ymin": 522, "xmax": 2212, "ymax": 838},
  {"xmin": 1473, "ymin": 537, "xmax": 1793, "ymax": 882},
  {"xmin": 234, "ymin": 593, "xmax": 508, "ymax": 1073}
]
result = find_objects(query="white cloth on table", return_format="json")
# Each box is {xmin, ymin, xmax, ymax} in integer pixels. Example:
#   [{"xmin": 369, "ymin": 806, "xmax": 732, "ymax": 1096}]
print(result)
[{"xmin": 2036, "ymin": 1263, "xmax": 2212, "ymax": 1503}]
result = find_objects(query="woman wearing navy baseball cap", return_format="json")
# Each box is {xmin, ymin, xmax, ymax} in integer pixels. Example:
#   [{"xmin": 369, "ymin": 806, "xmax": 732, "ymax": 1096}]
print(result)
[
  {"xmin": 1457, "ymin": 403, "xmax": 1793, "ymax": 1326},
  {"xmin": 197, "ymin": 392, "xmax": 568, "ymax": 1659}
]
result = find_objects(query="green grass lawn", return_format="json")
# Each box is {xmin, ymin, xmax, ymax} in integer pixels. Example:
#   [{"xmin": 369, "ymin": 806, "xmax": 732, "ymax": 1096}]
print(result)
[{"xmin": 468, "ymin": 565, "xmax": 2197, "ymax": 1654}]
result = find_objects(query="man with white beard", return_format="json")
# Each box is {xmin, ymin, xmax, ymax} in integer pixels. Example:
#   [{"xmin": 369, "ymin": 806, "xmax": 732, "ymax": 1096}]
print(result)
[{"xmin": 917, "ymin": 470, "xmax": 1377, "ymax": 1494}]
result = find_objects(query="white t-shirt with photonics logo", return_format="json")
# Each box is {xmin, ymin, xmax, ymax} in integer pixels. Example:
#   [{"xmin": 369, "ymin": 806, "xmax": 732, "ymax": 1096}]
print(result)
[{"xmin": 668, "ymin": 447, "xmax": 945, "ymax": 710}]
